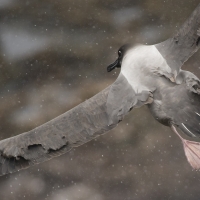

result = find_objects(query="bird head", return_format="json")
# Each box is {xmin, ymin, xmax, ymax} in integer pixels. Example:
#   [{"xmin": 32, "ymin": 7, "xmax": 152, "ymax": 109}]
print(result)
[{"xmin": 107, "ymin": 44, "xmax": 131, "ymax": 72}]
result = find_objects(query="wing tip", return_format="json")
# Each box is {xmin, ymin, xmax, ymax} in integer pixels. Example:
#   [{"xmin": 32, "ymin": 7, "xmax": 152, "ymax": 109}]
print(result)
[{"xmin": 0, "ymin": 155, "xmax": 30, "ymax": 176}]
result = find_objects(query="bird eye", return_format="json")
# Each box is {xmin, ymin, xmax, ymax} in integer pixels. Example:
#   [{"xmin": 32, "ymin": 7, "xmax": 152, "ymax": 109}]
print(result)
[{"xmin": 118, "ymin": 50, "xmax": 121, "ymax": 56}]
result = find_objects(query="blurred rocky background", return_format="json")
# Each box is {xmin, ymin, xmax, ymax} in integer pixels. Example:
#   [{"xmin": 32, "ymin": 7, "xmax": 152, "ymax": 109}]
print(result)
[{"xmin": 0, "ymin": 0, "xmax": 200, "ymax": 199}]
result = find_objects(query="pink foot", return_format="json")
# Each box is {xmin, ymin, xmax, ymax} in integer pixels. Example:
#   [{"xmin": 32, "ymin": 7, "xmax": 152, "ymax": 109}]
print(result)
[{"xmin": 171, "ymin": 125, "xmax": 200, "ymax": 170}]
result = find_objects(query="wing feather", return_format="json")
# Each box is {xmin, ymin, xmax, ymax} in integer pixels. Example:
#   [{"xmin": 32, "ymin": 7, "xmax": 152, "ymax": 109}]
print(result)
[
  {"xmin": 0, "ymin": 86, "xmax": 111, "ymax": 175},
  {"xmin": 0, "ymin": 74, "xmax": 151, "ymax": 176},
  {"xmin": 155, "ymin": 3, "xmax": 200, "ymax": 75}
]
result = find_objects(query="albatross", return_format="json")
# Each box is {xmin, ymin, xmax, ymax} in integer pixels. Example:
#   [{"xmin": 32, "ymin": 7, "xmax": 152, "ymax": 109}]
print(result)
[{"xmin": 0, "ymin": 4, "xmax": 200, "ymax": 175}]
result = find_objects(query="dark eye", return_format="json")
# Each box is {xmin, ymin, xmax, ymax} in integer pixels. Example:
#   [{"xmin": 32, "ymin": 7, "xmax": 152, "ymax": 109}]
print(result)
[{"xmin": 118, "ymin": 50, "xmax": 121, "ymax": 56}]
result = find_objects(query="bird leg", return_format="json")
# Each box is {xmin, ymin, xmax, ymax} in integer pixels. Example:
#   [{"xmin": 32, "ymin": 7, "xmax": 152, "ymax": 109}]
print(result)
[
  {"xmin": 171, "ymin": 125, "xmax": 200, "ymax": 170},
  {"xmin": 144, "ymin": 92, "xmax": 154, "ymax": 104}
]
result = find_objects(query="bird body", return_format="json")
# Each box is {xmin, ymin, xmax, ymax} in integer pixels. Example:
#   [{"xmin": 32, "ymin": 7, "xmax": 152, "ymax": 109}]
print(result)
[
  {"xmin": 149, "ymin": 73, "xmax": 200, "ymax": 130},
  {"xmin": 121, "ymin": 44, "xmax": 172, "ymax": 93},
  {"xmin": 118, "ymin": 41, "xmax": 200, "ymax": 169}
]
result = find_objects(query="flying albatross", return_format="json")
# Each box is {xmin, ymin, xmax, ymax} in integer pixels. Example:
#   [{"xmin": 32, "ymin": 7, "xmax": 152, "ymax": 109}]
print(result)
[{"xmin": 0, "ymin": 4, "xmax": 200, "ymax": 176}]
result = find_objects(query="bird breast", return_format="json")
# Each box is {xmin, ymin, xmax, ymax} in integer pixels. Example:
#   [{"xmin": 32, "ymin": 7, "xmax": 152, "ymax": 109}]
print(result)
[{"xmin": 121, "ymin": 44, "xmax": 173, "ymax": 92}]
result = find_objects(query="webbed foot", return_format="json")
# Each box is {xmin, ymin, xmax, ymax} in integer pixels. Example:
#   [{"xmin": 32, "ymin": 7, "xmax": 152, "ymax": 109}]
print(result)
[{"xmin": 171, "ymin": 125, "xmax": 200, "ymax": 169}]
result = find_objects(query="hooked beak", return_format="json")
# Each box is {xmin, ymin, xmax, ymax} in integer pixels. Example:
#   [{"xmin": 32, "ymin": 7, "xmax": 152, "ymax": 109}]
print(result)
[{"xmin": 107, "ymin": 58, "xmax": 121, "ymax": 72}]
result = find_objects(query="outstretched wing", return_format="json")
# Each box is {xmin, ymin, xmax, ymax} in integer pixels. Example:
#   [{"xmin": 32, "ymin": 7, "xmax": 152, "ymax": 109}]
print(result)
[
  {"xmin": 0, "ymin": 73, "xmax": 151, "ymax": 176},
  {"xmin": 0, "ymin": 86, "xmax": 112, "ymax": 176},
  {"xmin": 155, "ymin": 3, "xmax": 200, "ymax": 76}
]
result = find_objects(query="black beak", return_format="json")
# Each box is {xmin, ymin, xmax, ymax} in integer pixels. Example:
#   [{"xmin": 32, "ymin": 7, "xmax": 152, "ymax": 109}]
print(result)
[{"xmin": 107, "ymin": 58, "xmax": 121, "ymax": 72}]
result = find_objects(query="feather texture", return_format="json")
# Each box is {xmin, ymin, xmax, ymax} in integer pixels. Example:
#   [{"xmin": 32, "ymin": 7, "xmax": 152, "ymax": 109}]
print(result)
[
  {"xmin": 155, "ymin": 3, "xmax": 200, "ymax": 76},
  {"xmin": 0, "ymin": 75, "xmax": 150, "ymax": 176}
]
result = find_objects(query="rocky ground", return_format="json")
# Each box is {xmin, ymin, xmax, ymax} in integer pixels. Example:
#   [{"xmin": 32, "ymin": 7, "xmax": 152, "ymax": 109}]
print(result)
[{"xmin": 0, "ymin": 0, "xmax": 200, "ymax": 199}]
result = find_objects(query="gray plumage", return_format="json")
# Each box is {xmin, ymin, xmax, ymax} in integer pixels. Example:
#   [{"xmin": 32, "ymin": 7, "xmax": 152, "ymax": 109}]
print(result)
[
  {"xmin": 0, "ymin": 86, "xmax": 114, "ymax": 175},
  {"xmin": 0, "ymin": 76, "xmax": 149, "ymax": 175},
  {"xmin": 106, "ymin": 73, "xmax": 150, "ymax": 125},
  {"xmin": 155, "ymin": 3, "xmax": 200, "ymax": 76},
  {"xmin": 148, "ymin": 73, "xmax": 200, "ymax": 137}
]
